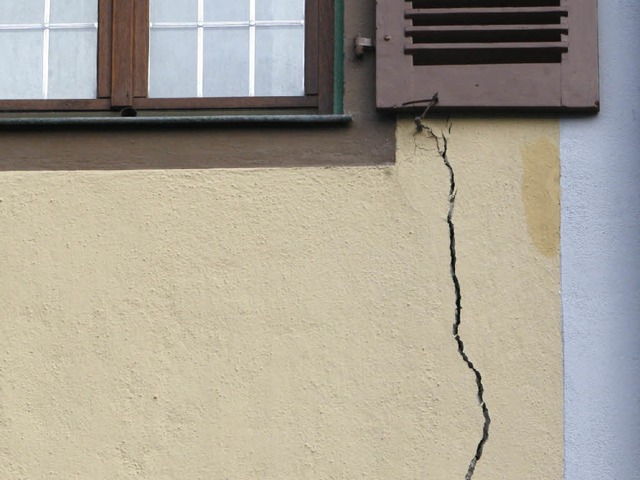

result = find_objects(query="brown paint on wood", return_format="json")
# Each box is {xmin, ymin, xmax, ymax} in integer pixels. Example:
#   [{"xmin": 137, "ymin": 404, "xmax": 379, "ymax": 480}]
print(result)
[
  {"xmin": 304, "ymin": 0, "xmax": 319, "ymax": 95},
  {"xmin": 111, "ymin": 0, "xmax": 134, "ymax": 107},
  {"xmin": 133, "ymin": 0, "xmax": 149, "ymax": 98},
  {"xmin": 133, "ymin": 96, "xmax": 317, "ymax": 110},
  {"xmin": 377, "ymin": 0, "xmax": 598, "ymax": 110},
  {"xmin": 97, "ymin": 0, "xmax": 113, "ymax": 98},
  {"xmin": 0, "ymin": 99, "xmax": 112, "ymax": 111},
  {"xmin": 560, "ymin": 0, "xmax": 599, "ymax": 108}
]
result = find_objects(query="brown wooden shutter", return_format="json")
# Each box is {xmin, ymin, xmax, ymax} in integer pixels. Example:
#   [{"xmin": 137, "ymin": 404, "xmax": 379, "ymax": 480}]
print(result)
[{"xmin": 376, "ymin": 0, "xmax": 599, "ymax": 110}]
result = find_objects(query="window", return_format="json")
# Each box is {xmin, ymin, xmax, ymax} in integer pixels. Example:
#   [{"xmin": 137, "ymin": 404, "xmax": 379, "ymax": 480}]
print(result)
[
  {"xmin": 376, "ymin": 0, "xmax": 599, "ymax": 110},
  {"xmin": 0, "ymin": 1, "xmax": 397, "ymax": 171},
  {"xmin": 0, "ymin": 0, "xmax": 334, "ymax": 113}
]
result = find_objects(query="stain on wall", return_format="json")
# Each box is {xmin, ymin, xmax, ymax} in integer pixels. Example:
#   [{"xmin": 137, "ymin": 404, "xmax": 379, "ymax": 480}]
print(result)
[{"xmin": 521, "ymin": 138, "xmax": 561, "ymax": 257}]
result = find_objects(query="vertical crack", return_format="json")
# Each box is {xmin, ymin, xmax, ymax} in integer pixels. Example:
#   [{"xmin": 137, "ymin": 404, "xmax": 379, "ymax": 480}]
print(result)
[{"xmin": 416, "ymin": 119, "xmax": 491, "ymax": 479}]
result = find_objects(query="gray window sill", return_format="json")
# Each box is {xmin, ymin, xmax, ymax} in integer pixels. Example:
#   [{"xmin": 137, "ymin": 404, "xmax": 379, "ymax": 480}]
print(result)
[{"xmin": 0, "ymin": 114, "xmax": 353, "ymax": 127}]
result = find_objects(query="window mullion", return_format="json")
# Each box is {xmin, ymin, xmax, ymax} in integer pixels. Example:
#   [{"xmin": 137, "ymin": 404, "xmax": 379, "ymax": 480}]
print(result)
[
  {"xmin": 97, "ymin": 0, "xmax": 113, "ymax": 98},
  {"xmin": 197, "ymin": 0, "xmax": 204, "ymax": 98},
  {"xmin": 133, "ymin": 0, "xmax": 149, "ymax": 99},
  {"xmin": 249, "ymin": 0, "xmax": 256, "ymax": 97},
  {"xmin": 110, "ymin": 0, "xmax": 135, "ymax": 107},
  {"xmin": 42, "ymin": 0, "xmax": 51, "ymax": 99},
  {"xmin": 305, "ymin": 0, "xmax": 319, "ymax": 95}
]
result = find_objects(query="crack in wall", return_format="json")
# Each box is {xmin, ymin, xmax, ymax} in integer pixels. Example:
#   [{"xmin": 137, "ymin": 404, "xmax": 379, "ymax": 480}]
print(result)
[{"xmin": 415, "ymin": 119, "xmax": 491, "ymax": 479}]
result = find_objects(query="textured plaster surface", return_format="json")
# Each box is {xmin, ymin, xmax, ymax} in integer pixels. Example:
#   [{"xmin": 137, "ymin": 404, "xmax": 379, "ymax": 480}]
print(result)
[
  {"xmin": 561, "ymin": 2, "xmax": 640, "ymax": 479},
  {"xmin": 0, "ymin": 118, "xmax": 561, "ymax": 479}
]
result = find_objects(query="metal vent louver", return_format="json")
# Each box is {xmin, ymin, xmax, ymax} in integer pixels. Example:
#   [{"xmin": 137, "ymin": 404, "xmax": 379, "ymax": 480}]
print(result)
[{"xmin": 405, "ymin": 0, "xmax": 569, "ymax": 65}]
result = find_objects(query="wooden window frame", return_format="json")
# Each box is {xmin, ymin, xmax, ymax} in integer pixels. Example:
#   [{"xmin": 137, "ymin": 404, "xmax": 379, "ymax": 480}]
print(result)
[{"xmin": 0, "ymin": 0, "xmax": 335, "ymax": 114}]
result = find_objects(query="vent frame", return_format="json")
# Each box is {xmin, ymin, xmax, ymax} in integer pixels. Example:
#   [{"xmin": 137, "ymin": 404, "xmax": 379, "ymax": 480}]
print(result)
[{"xmin": 376, "ymin": 0, "xmax": 599, "ymax": 110}]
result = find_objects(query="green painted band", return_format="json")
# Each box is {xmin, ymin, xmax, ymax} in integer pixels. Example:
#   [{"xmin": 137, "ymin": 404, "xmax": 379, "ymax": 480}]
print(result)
[{"xmin": 0, "ymin": 115, "xmax": 353, "ymax": 128}]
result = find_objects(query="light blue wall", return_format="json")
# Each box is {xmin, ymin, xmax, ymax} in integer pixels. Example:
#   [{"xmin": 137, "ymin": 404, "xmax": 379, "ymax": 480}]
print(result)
[{"xmin": 561, "ymin": 2, "xmax": 640, "ymax": 479}]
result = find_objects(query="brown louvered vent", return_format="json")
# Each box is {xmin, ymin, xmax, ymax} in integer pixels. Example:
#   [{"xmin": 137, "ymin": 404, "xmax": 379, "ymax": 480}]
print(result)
[
  {"xmin": 405, "ymin": 0, "xmax": 569, "ymax": 66},
  {"xmin": 376, "ymin": 0, "xmax": 598, "ymax": 110}
]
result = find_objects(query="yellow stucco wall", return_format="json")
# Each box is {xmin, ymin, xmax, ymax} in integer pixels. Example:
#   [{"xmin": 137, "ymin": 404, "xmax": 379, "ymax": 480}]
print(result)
[{"xmin": 0, "ymin": 118, "xmax": 562, "ymax": 479}]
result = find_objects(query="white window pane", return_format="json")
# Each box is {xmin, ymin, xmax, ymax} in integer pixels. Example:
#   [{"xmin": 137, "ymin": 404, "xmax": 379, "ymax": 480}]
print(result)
[
  {"xmin": 50, "ymin": 0, "xmax": 97, "ymax": 24},
  {"xmin": 149, "ymin": 29, "xmax": 198, "ymax": 98},
  {"xmin": 150, "ymin": 0, "xmax": 197, "ymax": 23},
  {"xmin": 255, "ymin": 26, "xmax": 304, "ymax": 97},
  {"xmin": 256, "ymin": 0, "xmax": 304, "ymax": 21},
  {"xmin": 0, "ymin": 0, "xmax": 44, "ymax": 24},
  {"xmin": 203, "ymin": 29, "xmax": 250, "ymax": 97},
  {"xmin": 204, "ymin": 0, "xmax": 249, "ymax": 22},
  {"xmin": 0, "ymin": 31, "xmax": 43, "ymax": 99},
  {"xmin": 48, "ymin": 29, "xmax": 97, "ymax": 99}
]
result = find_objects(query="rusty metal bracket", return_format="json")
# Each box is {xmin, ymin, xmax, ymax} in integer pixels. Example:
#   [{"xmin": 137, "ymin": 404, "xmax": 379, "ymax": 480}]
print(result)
[{"xmin": 354, "ymin": 33, "xmax": 375, "ymax": 59}]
